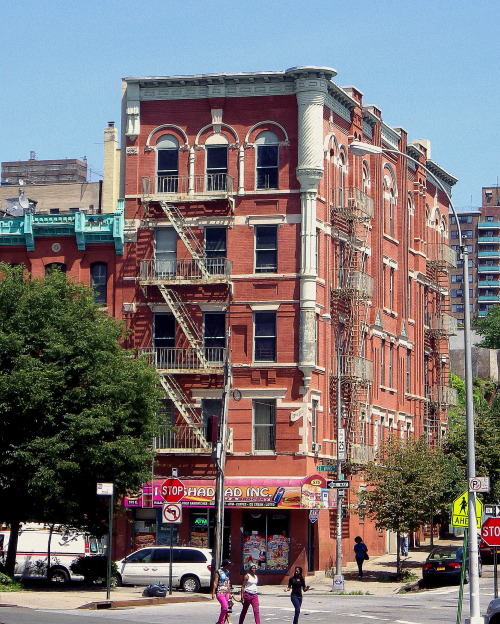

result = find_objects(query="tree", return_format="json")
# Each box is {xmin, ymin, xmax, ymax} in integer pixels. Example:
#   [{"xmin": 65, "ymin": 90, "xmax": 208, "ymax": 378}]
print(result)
[
  {"xmin": 445, "ymin": 374, "xmax": 500, "ymax": 503},
  {"xmin": 361, "ymin": 436, "xmax": 461, "ymax": 576},
  {"xmin": 475, "ymin": 306, "xmax": 500, "ymax": 349},
  {"xmin": 0, "ymin": 265, "xmax": 162, "ymax": 576}
]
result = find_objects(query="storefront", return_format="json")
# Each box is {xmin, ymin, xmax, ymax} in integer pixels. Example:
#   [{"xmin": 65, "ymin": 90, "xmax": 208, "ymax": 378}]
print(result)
[{"xmin": 122, "ymin": 475, "xmax": 333, "ymax": 578}]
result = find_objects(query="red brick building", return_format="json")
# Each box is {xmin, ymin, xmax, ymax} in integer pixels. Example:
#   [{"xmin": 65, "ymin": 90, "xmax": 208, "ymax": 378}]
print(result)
[{"xmin": 115, "ymin": 66, "xmax": 456, "ymax": 579}]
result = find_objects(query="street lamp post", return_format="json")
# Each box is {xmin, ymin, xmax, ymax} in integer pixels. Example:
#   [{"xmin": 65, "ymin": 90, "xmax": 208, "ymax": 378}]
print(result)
[{"xmin": 349, "ymin": 140, "xmax": 481, "ymax": 624}]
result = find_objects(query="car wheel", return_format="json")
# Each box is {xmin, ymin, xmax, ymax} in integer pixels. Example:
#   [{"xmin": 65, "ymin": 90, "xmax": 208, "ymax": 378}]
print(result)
[
  {"xmin": 49, "ymin": 567, "xmax": 70, "ymax": 584},
  {"xmin": 181, "ymin": 575, "xmax": 200, "ymax": 592},
  {"xmin": 464, "ymin": 568, "xmax": 469, "ymax": 584},
  {"xmin": 113, "ymin": 573, "xmax": 123, "ymax": 587}
]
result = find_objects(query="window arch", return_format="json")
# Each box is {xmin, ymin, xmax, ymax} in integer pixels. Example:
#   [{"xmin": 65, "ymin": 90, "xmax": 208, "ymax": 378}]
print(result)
[
  {"xmin": 338, "ymin": 152, "xmax": 347, "ymax": 207},
  {"xmin": 255, "ymin": 130, "xmax": 279, "ymax": 189},
  {"xmin": 205, "ymin": 133, "xmax": 229, "ymax": 191},
  {"xmin": 383, "ymin": 168, "xmax": 397, "ymax": 238},
  {"xmin": 362, "ymin": 161, "xmax": 371, "ymax": 194},
  {"xmin": 156, "ymin": 134, "xmax": 179, "ymax": 193},
  {"xmin": 91, "ymin": 262, "xmax": 107, "ymax": 304}
]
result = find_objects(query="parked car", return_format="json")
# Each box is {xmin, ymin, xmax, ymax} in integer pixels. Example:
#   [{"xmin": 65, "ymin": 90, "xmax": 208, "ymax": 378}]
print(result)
[
  {"xmin": 115, "ymin": 546, "xmax": 212, "ymax": 592},
  {"xmin": 479, "ymin": 537, "xmax": 495, "ymax": 565},
  {"xmin": 421, "ymin": 545, "xmax": 482, "ymax": 586},
  {"xmin": 485, "ymin": 597, "xmax": 500, "ymax": 623}
]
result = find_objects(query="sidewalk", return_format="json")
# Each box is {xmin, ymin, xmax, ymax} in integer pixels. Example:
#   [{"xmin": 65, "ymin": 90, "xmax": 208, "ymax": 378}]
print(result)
[{"xmin": 0, "ymin": 537, "xmax": 457, "ymax": 610}]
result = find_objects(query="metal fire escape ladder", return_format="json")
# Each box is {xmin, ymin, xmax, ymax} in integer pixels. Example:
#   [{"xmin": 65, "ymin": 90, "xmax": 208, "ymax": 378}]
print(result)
[
  {"xmin": 158, "ymin": 201, "xmax": 211, "ymax": 280},
  {"xmin": 157, "ymin": 284, "xmax": 209, "ymax": 367},
  {"xmin": 159, "ymin": 375, "xmax": 210, "ymax": 449},
  {"xmin": 331, "ymin": 187, "xmax": 374, "ymax": 463}
]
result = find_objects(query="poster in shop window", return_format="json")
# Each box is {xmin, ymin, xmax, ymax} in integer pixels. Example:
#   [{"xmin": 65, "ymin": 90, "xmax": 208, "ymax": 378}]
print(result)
[
  {"xmin": 266, "ymin": 534, "xmax": 290, "ymax": 570},
  {"xmin": 243, "ymin": 534, "xmax": 267, "ymax": 570}
]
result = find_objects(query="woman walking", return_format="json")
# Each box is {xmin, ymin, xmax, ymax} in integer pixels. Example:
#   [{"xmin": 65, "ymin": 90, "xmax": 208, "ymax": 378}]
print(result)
[
  {"xmin": 238, "ymin": 564, "xmax": 260, "ymax": 624},
  {"xmin": 212, "ymin": 559, "xmax": 233, "ymax": 624},
  {"xmin": 284, "ymin": 566, "xmax": 309, "ymax": 624},
  {"xmin": 354, "ymin": 536, "xmax": 368, "ymax": 579}
]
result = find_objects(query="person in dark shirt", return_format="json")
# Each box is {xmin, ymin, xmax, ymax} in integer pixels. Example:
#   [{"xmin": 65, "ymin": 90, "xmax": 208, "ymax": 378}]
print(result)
[
  {"xmin": 354, "ymin": 536, "xmax": 368, "ymax": 579},
  {"xmin": 284, "ymin": 566, "xmax": 309, "ymax": 624}
]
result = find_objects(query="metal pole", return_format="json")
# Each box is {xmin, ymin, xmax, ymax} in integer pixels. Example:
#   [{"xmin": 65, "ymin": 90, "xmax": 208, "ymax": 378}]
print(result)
[
  {"xmin": 212, "ymin": 333, "xmax": 231, "ymax": 576},
  {"xmin": 106, "ymin": 492, "xmax": 113, "ymax": 601},
  {"xmin": 335, "ymin": 340, "xmax": 343, "ymax": 577},
  {"xmin": 494, "ymin": 546, "xmax": 498, "ymax": 599},
  {"xmin": 169, "ymin": 526, "xmax": 173, "ymax": 595}
]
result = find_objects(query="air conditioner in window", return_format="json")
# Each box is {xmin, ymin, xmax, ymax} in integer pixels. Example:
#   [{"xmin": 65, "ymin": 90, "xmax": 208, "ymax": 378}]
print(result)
[
  {"xmin": 122, "ymin": 302, "xmax": 136, "ymax": 314},
  {"xmin": 312, "ymin": 443, "xmax": 322, "ymax": 453}
]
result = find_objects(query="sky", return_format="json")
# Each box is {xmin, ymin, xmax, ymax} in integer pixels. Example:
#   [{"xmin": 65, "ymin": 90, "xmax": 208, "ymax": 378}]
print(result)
[{"xmin": 0, "ymin": 0, "xmax": 498, "ymax": 208}]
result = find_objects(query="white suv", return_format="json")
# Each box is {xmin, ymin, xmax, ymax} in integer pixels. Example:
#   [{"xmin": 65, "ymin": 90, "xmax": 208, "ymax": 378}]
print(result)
[{"xmin": 115, "ymin": 546, "xmax": 212, "ymax": 592}]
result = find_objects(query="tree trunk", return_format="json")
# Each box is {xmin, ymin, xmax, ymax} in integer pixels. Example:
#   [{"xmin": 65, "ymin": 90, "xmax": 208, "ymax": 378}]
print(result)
[
  {"xmin": 46, "ymin": 524, "xmax": 54, "ymax": 580},
  {"xmin": 4, "ymin": 519, "xmax": 21, "ymax": 578},
  {"xmin": 396, "ymin": 531, "xmax": 402, "ymax": 576}
]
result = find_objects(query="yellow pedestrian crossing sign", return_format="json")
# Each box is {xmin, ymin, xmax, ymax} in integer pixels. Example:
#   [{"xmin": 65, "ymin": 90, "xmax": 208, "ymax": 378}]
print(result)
[{"xmin": 451, "ymin": 491, "xmax": 483, "ymax": 528}]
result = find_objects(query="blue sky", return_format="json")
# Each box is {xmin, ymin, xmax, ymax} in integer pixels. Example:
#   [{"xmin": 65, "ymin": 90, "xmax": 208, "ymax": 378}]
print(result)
[{"xmin": 1, "ymin": 0, "xmax": 498, "ymax": 207}]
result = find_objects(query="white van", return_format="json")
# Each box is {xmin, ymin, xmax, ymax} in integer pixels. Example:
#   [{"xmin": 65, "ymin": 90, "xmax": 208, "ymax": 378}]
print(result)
[
  {"xmin": 115, "ymin": 546, "xmax": 212, "ymax": 592},
  {"xmin": 0, "ymin": 523, "xmax": 104, "ymax": 583}
]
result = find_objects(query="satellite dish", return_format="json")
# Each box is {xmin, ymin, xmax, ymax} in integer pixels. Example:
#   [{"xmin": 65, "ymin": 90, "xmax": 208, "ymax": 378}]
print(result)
[{"xmin": 18, "ymin": 194, "xmax": 29, "ymax": 209}]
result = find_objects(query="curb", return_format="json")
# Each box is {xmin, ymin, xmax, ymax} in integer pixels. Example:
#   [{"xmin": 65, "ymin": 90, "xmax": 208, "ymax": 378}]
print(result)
[{"xmin": 78, "ymin": 594, "xmax": 209, "ymax": 610}]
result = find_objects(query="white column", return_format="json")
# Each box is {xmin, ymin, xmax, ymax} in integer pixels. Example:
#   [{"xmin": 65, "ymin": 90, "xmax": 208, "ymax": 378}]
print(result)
[
  {"xmin": 238, "ymin": 145, "xmax": 245, "ymax": 194},
  {"xmin": 188, "ymin": 147, "xmax": 195, "ymax": 195},
  {"xmin": 294, "ymin": 78, "xmax": 328, "ymax": 388}
]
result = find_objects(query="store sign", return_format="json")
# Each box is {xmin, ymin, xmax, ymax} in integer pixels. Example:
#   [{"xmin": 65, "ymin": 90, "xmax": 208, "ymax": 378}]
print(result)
[{"xmin": 124, "ymin": 475, "xmax": 329, "ymax": 510}]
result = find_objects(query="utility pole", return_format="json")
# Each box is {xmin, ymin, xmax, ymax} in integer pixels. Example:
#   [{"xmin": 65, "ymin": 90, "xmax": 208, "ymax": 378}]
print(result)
[{"xmin": 212, "ymin": 331, "xmax": 231, "ymax": 575}]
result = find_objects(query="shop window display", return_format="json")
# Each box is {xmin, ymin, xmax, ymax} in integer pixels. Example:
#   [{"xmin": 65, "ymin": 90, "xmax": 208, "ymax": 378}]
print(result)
[{"xmin": 242, "ymin": 511, "xmax": 289, "ymax": 572}]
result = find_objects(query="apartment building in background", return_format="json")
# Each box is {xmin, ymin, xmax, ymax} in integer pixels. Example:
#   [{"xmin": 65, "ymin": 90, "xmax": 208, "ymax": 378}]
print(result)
[
  {"xmin": 449, "ymin": 186, "xmax": 500, "ymax": 322},
  {"xmin": 114, "ymin": 66, "xmax": 457, "ymax": 578},
  {"xmin": 1, "ymin": 155, "xmax": 88, "ymax": 186}
]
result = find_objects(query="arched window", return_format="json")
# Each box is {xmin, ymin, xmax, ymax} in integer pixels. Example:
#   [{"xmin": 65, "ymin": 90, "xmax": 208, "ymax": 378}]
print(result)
[
  {"xmin": 383, "ymin": 171, "xmax": 397, "ymax": 237},
  {"xmin": 91, "ymin": 262, "xmax": 107, "ymax": 304},
  {"xmin": 156, "ymin": 134, "xmax": 179, "ymax": 193},
  {"xmin": 205, "ymin": 134, "xmax": 228, "ymax": 191},
  {"xmin": 45, "ymin": 262, "xmax": 66, "ymax": 275},
  {"xmin": 338, "ymin": 153, "xmax": 346, "ymax": 207},
  {"xmin": 362, "ymin": 162, "xmax": 370, "ymax": 195},
  {"xmin": 255, "ymin": 131, "xmax": 279, "ymax": 189}
]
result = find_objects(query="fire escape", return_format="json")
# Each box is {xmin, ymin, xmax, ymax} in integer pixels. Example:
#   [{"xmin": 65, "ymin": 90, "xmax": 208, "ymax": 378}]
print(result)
[
  {"xmin": 138, "ymin": 175, "xmax": 233, "ymax": 454},
  {"xmin": 330, "ymin": 187, "xmax": 375, "ymax": 465},
  {"xmin": 424, "ymin": 241, "xmax": 458, "ymax": 445}
]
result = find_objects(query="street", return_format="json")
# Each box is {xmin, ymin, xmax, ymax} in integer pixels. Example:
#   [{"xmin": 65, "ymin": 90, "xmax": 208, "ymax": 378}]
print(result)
[{"xmin": 0, "ymin": 572, "xmax": 498, "ymax": 624}]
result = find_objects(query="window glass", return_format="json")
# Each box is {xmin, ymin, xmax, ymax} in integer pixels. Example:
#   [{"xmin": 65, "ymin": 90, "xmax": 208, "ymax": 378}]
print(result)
[
  {"xmin": 205, "ymin": 227, "xmax": 227, "ymax": 275},
  {"xmin": 157, "ymin": 134, "xmax": 179, "ymax": 192},
  {"xmin": 179, "ymin": 548, "xmax": 208, "ymax": 563},
  {"xmin": 206, "ymin": 145, "xmax": 228, "ymax": 191},
  {"xmin": 203, "ymin": 313, "xmax": 225, "ymax": 362},
  {"xmin": 91, "ymin": 262, "xmax": 107, "ymax": 304},
  {"xmin": 153, "ymin": 314, "xmax": 175, "ymax": 348},
  {"xmin": 255, "ymin": 226, "xmax": 278, "ymax": 273},
  {"xmin": 253, "ymin": 399, "xmax": 276, "ymax": 451},
  {"xmin": 255, "ymin": 131, "xmax": 279, "ymax": 189},
  {"xmin": 242, "ymin": 511, "xmax": 289, "ymax": 571},
  {"xmin": 155, "ymin": 228, "xmax": 177, "ymax": 276},
  {"xmin": 125, "ymin": 548, "xmax": 153, "ymax": 563},
  {"xmin": 254, "ymin": 312, "xmax": 277, "ymax": 361}
]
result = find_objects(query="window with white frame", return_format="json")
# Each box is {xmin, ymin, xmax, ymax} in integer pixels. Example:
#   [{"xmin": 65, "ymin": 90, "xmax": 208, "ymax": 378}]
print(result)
[
  {"xmin": 255, "ymin": 226, "xmax": 278, "ymax": 273},
  {"xmin": 156, "ymin": 134, "xmax": 179, "ymax": 193},
  {"xmin": 255, "ymin": 131, "xmax": 279, "ymax": 189},
  {"xmin": 253, "ymin": 399, "xmax": 276, "ymax": 451},
  {"xmin": 254, "ymin": 311, "xmax": 277, "ymax": 362}
]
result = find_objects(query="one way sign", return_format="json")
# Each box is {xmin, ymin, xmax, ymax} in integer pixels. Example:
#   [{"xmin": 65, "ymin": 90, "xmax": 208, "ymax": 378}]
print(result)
[{"xmin": 326, "ymin": 480, "xmax": 350, "ymax": 489}]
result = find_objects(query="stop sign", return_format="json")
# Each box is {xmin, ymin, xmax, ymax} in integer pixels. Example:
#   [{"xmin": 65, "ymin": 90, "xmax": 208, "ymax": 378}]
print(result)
[
  {"xmin": 160, "ymin": 478, "xmax": 185, "ymax": 503},
  {"xmin": 481, "ymin": 517, "xmax": 500, "ymax": 546}
]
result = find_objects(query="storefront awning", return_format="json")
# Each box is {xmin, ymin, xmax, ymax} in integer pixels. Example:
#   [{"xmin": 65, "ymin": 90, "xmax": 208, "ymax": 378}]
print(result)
[{"xmin": 124, "ymin": 474, "xmax": 335, "ymax": 510}]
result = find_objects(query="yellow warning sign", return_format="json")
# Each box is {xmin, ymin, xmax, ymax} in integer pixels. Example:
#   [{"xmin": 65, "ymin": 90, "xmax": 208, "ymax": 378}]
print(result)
[{"xmin": 451, "ymin": 491, "xmax": 483, "ymax": 528}]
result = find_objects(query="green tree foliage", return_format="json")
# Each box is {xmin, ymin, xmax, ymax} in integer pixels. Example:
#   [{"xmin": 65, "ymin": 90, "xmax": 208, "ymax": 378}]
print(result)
[
  {"xmin": 445, "ymin": 374, "xmax": 500, "ymax": 503},
  {"xmin": 0, "ymin": 264, "xmax": 162, "ymax": 575},
  {"xmin": 475, "ymin": 306, "xmax": 500, "ymax": 349},
  {"xmin": 361, "ymin": 436, "xmax": 461, "ymax": 574}
]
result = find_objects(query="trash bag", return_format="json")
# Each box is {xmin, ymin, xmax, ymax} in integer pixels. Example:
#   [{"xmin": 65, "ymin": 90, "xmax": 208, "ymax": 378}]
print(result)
[{"xmin": 142, "ymin": 582, "xmax": 167, "ymax": 597}]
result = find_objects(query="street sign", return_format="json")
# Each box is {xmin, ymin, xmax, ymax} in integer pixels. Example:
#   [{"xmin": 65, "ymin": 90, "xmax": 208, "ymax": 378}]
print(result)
[
  {"xmin": 469, "ymin": 477, "xmax": 490, "ymax": 492},
  {"xmin": 162, "ymin": 503, "xmax": 183, "ymax": 524},
  {"xmin": 309, "ymin": 509, "xmax": 320, "ymax": 524},
  {"xmin": 326, "ymin": 480, "xmax": 350, "ymax": 489},
  {"xmin": 451, "ymin": 491, "xmax": 483, "ymax": 528},
  {"xmin": 97, "ymin": 483, "xmax": 114, "ymax": 496},
  {"xmin": 317, "ymin": 465, "xmax": 337, "ymax": 472},
  {"xmin": 481, "ymin": 517, "xmax": 500, "ymax": 547},
  {"xmin": 485, "ymin": 504, "xmax": 500, "ymax": 517},
  {"xmin": 337, "ymin": 429, "xmax": 346, "ymax": 461},
  {"xmin": 160, "ymin": 478, "xmax": 185, "ymax": 503}
]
